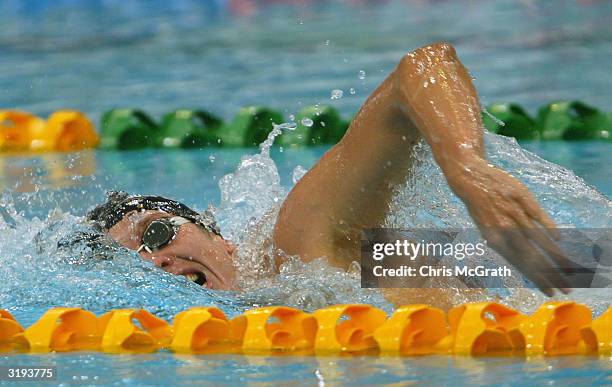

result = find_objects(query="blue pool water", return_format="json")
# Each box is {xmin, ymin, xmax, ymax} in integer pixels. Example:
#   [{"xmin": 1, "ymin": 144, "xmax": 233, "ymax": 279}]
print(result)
[
  {"xmin": 3, "ymin": 353, "xmax": 611, "ymax": 385},
  {"xmin": 1, "ymin": 141, "xmax": 611, "ymax": 219},
  {"xmin": 1, "ymin": 0, "xmax": 612, "ymax": 120},
  {"xmin": 1, "ymin": 0, "xmax": 611, "ymax": 385},
  {"xmin": 1, "ymin": 136, "xmax": 611, "ymax": 386}
]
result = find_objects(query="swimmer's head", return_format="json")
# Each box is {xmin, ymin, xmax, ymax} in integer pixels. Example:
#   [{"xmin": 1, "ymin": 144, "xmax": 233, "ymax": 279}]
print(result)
[{"xmin": 87, "ymin": 191, "xmax": 236, "ymax": 290}]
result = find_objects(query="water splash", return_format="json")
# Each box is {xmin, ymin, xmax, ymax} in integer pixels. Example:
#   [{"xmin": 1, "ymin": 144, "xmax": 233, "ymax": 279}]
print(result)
[
  {"xmin": 0, "ymin": 129, "xmax": 610, "ymax": 321},
  {"xmin": 301, "ymin": 117, "xmax": 314, "ymax": 127},
  {"xmin": 292, "ymin": 165, "xmax": 307, "ymax": 184},
  {"xmin": 216, "ymin": 123, "xmax": 293, "ymax": 243},
  {"xmin": 384, "ymin": 132, "xmax": 611, "ymax": 313},
  {"xmin": 213, "ymin": 122, "xmax": 391, "ymax": 308},
  {"xmin": 330, "ymin": 89, "xmax": 343, "ymax": 100},
  {"xmin": 482, "ymin": 106, "xmax": 506, "ymax": 127},
  {"xmin": 386, "ymin": 132, "xmax": 611, "ymax": 229}
]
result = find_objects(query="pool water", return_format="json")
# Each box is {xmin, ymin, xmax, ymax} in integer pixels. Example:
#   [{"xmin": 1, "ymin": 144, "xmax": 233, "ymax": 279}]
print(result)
[
  {"xmin": 4, "ymin": 353, "xmax": 611, "ymax": 385},
  {"xmin": 1, "ymin": 141, "xmax": 610, "ymax": 218},
  {"xmin": 1, "ymin": 135, "xmax": 611, "ymax": 385},
  {"xmin": 1, "ymin": 0, "xmax": 612, "ymax": 120}
]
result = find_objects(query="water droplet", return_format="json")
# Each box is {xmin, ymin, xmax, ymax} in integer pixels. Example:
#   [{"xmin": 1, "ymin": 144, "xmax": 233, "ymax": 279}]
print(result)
[
  {"xmin": 301, "ymin": 117, "xmax": 314, "ymax": 127},
  {"xmin": 282, "ymin": 122, "xmax": 297, "ymax": 131},
  {"xmin": 292, "ymin": 165, "xmax": 307, "ymax": 184},
  {"xmin": 324, "ymin": 40, "xmax": 330, "ymax": 46},
  {"xmin": 209, "ymin": 155, "xmax": 216, "ymax": 163},
  {"xmin": 349, "ymin": 88, "xmax": 356, "ymax": 95},
  {"xmin": 347, "ymin": 261, "xmax": 361, "ymax": 276},
  {"xmin": 358, "ymin": 70, "xmax": 366, "ymax": 80},
  {"xmin": 289, "ymin": 114, "xmax": 295, "ymax": 121},
  {"xmin": 482, "ymin": 107, "xmax": 505, "ymax": 127},
  {"xmin": 330, "ymin": 89, "xmax": 343, "ymax": 100}
]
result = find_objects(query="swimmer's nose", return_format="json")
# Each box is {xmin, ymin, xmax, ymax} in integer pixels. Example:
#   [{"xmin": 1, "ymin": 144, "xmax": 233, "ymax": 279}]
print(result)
[{"xmin": 149, "ymin": 255, "xmax": 173, "ymax": 269}]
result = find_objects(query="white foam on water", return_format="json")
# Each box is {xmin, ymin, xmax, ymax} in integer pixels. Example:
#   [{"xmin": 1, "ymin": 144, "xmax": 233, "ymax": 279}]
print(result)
[
  {"xmin": 0, "ymin": 128, "xmax": 610, "ymax": 317},
  {"xmin": 216, "ymin": 128, "xmax": 611, "ymax": 314},
  {"xmin": 214, "ymin": 123, "xmax": 389, "ymax": 310}
]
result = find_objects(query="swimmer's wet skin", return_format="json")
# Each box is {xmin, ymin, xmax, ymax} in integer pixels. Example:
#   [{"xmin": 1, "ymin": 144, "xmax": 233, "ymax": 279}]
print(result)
[{"xmin": 89, "ymin": 42, "xmax": 572, "ymax": 308}]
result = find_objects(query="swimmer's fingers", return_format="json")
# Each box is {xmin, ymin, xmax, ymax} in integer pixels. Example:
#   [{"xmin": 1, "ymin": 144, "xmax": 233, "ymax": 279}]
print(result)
[
  {"xmin": 489, "ymin": 231, "xmax": 556, "ymax": 296},
  {"xmin": 489, "ymin": 227, "xmax": 570, "ymax": 296},
  {"xmin": 507, "ymin": 233, "xmax": 572, "ymax": 296},
  {"xmin": 509, "ymin": 208, "xmax": 574, "ymax": 276},
  {"xmin": 525, "ymin": 228, "xmax": 574, "ymax": 279},
  {"xmin": 518, "ymin": 193, "xmax": 560, "ymax": 239}
]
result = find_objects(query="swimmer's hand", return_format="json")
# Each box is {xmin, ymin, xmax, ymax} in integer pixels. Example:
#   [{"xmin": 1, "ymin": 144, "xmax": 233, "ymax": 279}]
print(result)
[{"xmin": 447, "ymin": 159, "xmax": 572, "ymax": 296}]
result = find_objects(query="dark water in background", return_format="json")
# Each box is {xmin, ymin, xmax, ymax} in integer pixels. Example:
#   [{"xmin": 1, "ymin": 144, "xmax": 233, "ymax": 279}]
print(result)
[{"xmin": 1, "ymin": 0, "xmax": 611, "ymax": 122}]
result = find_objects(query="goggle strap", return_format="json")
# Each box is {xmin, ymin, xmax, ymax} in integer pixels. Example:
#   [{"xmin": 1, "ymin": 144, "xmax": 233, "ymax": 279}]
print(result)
[
  {"xmin": 169, "ymin": 216, "xmax": 191, "ymax": 226},
  {"xmin": 137, "ymin": 244, "xmax": 153, "ymax": 254}
]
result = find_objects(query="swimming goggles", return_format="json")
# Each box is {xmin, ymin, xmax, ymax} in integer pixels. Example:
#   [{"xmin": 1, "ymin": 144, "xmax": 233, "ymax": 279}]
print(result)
[{"xmin": 137, "ymin": 216, "xmax": 192, "ymax": 254}]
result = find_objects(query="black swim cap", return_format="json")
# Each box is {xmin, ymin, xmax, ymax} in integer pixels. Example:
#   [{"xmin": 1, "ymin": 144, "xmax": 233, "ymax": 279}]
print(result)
[{"xmin": 87, "ymin": 191, "xmax": 221, "ymax": 236}]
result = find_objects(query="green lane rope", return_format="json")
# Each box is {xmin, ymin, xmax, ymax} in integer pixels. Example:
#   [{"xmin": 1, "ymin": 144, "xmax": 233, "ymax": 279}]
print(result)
[{"xmin": 2, "ymin": 101, "xmax": 610, "ymax": 153}]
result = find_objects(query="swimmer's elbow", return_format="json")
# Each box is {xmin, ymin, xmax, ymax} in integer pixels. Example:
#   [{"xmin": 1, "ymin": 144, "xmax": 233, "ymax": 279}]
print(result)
[
  {"xmin": 395, "ymin": 42, "xmax": 460, "ymax": 103},
  {"xmin": 424, "ymin": 41, "xmax": 457, "ymax": 58},
  {"xmin": 396, "ymin": 41, "xmax": 458, "ymax": 80},
  {"xmin": 401, "ymin": 41, "xmax": 457, "ymax": 64}
]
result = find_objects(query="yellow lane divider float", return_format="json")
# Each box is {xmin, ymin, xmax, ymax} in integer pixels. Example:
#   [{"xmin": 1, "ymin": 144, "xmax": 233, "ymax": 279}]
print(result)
[
  {"xmin": 1, "ymin": 302, "xmax": 610, "ymax": 356},
  {"xmin": 232, "ymin": 306, "xmax": 316, "ymax": 353},
  {"xmin": 98, "ymin": 309, "xmax": 172, "ymax": 353},
  {"xmin": 0, "ymin": 110, "xmax": 98, "ymax": 152},
  {"xmin": 448, "ymin": 302, "xmax": 526, "ymax": 356},
  {"xmin": 0, "ymin": 310, "xmax": 24, "ymax": 352},
  {"xmin": 12, "ymin": 308, "xmax": 98, "ymax": 352},
  {"xmin": 313, "ymin": 304, "xmax": 386, "ymax": 354},
  {"xmin": 171, "ymin": 307, "xmax": 233, "ymax": 353},
  {"xmin": 374, "ymin": 304, "xmax": 449, "ymax": 355}
]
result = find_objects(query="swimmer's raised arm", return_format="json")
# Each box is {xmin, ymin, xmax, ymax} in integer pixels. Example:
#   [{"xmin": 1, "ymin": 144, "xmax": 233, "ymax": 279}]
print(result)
[{"xmin": 273, "ymin": 42, "xmax": 571, "ymax": 296}]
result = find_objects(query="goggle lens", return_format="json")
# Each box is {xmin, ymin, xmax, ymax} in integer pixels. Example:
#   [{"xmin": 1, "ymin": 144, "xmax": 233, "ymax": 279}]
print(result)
[{"xmin": 141, "ymin": 219, "xmax": 175, "ymax": 251}]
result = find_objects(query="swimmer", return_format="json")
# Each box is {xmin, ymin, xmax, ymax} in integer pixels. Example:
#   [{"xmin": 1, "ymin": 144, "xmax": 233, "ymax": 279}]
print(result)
[{"xmin": 88, "ymin": 42, "xmax": 571, "ymax": 308}]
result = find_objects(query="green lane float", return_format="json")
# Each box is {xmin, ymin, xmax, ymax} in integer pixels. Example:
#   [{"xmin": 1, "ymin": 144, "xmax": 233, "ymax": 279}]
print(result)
[
  {"xmin": 157, "ymin": 109, "xmax": 223, "ymax": 148},
  {"xmin": 218, "ymin": 106, "xmax": 284, "ymax": 147},
  {"xmin": 482, "ymin": 103, "xmax": 538, "ymax": 140},
  {"xmin": 537, "ymin": 101, "xmax": 610, "ymax": 140},
  {"xmin": 1, "ymin": 302, "xmax": 610, "ymax": 356},
  {"xmin": 2, "ymin": 101, "xmax": 611, "ymax": 154},
  {"xmin": 278, "ymin": 105, "xmax": 346, "ymax": 147},
  {"xmin": 100, "ymin": 109, "xmax": 158, "ymax": 150}
]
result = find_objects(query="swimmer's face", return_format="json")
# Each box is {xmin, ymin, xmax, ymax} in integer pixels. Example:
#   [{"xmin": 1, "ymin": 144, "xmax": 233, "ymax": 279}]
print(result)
[{"xmin": 108, "ymin": 210, "xmax": 236, "ymax": 290}]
